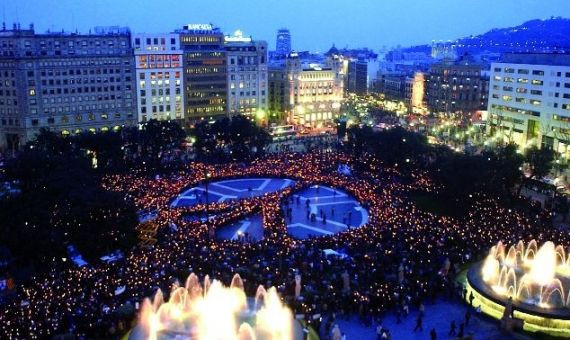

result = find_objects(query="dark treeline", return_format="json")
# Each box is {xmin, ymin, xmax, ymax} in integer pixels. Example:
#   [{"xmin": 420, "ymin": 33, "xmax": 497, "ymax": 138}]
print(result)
[{"xmin": 344, "ymin": 125, "xmax": 558, "ymax": 213}]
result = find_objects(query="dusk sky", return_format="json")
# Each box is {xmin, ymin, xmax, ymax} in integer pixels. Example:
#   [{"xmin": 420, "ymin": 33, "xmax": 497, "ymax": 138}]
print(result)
[{"xmin": 3, "ymin": 0, "xmax": 570, "ymax": 52}]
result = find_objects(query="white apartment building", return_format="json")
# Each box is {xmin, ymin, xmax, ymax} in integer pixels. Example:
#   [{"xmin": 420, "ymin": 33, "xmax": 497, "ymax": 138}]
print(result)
[
  {"xmin": 224, "ymin": 30, "xmax": 268, "ymax": 119},
  {"xmin": 133, "ymin": 33, "xmax": 184, "ymax": 122},
  {"xmin": 487, "ymin": 53, "xmax": 570, "ymax": 157}
]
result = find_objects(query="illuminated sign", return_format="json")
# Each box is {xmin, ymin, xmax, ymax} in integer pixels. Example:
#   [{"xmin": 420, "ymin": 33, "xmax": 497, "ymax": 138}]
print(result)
[
  {"xmin": 224, "ymin": 30, "xmax": 252, "ymax": 43},
  {"xmin": 185, "ymin": 24, "xmax": 213, "ymax": 30}
]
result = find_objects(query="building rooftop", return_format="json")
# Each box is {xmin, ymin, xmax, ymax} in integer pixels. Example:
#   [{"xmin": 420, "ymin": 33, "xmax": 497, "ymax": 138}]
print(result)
[{"xmin": 500, "ymin": 52, "xmax": 570, "ymax": 66}]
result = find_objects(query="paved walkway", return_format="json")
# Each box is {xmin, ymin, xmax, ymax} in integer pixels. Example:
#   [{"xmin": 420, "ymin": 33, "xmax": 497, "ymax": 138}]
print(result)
[{"xmin": 331, "ymin": 299, "xmax": 516, "ymax": 340}]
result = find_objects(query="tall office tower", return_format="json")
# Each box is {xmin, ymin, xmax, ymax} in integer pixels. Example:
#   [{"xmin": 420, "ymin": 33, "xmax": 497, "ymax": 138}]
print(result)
[
  {"xmin": 133, "ymin": 33, "xmax": 184, "ymax": 122},
  {"xmin": 0, "ymin": 24, "xmax": 136, "ymax": 150},
  {"xmin": 177, "ymin": 24, "xmax": 227, "ymax": 123},
  {"xmin": 347, "ymin": 60, "xmax": 368, "ymax": 95},
  {"xmin": 224, "ymin": 30, "xmax": 268, "ymax": 119},
  {"xmin": 487, "ymin": 53, "xmax": 570, "ymax": 155},
  {"xmin": 276, "ymin": 28, "xmax": 292, "ymax": 57}
]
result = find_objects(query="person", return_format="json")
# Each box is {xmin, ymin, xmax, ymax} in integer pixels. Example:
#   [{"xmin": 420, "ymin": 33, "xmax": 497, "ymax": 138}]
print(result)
[
  {"xmin": 402, "ymin": 302, "xmax": 409, "ymax": 317},
  {"xmin": 457, "ymin": 323, "xmax": 465, "ymax": 338},
  {"xmin": 332, "ymin": 324, "xmax": 341, "ymax": 340},
  {"xmin": 449, "ymin": 320, "xmax": 456, "ymax": 336},
  {"xmin": 419, "ymin": 302, "xmax": 425, "ymax": 317},
  {"xmin": 376, "ymin": 323, "xmax": 383, "ymax": 340},
  {"xmin": 430, "ymin": 328, "xmax": 437, "ymax": 340},
  {"xmin": 413, "ymin": 314, "xmax": 423, "ymax": 332}
]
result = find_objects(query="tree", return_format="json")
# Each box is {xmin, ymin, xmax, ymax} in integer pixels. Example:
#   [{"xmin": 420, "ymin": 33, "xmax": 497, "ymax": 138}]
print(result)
[
  {"xmin": 524, "ymin": 146, "xmax": 555, "ymax": 179},
  {"xmin": 192, "ymin": 115, "xmax": 270, "ymax": 162},
  {"xmin": 0, "ymin": 138, "xmax": 138, "ymax": 271}
]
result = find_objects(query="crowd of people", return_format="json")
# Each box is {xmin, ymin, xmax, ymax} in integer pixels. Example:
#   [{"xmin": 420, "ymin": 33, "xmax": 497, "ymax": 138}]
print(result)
[{"xmin": 0, "ymin": 150, "xmax": 568, "ymax": 339}]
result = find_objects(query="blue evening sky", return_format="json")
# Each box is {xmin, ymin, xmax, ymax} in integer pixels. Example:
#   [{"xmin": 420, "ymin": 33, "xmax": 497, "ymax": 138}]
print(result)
[{"xmin": 2, "ymin": 0, "xmax": 569, "ymax": 52}]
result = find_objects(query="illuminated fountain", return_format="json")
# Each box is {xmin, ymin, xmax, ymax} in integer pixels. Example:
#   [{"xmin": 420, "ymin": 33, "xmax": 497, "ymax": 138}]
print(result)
[
  {"xmin": 466, "ymin": 240, "xmax": 570, "ymax": 337},
  {"xmin": 129, "ymin": 273, "xmax": 301, "ymax": 340}
]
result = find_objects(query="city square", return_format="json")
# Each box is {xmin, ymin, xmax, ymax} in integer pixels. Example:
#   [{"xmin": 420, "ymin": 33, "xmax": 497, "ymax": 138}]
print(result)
[{"xmin": 0, "ymin": 1, "xmax": 570, "ymax": 339}]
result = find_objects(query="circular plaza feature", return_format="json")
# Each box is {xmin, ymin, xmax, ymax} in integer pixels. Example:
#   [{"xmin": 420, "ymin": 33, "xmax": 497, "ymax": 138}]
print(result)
[
  {"xmin": 283, "ymin": 185, "xmax": 369, "ymax": 239},
  {"xmin": 171, "ymin": 177, "xmax": 296, "ymax": 207}
]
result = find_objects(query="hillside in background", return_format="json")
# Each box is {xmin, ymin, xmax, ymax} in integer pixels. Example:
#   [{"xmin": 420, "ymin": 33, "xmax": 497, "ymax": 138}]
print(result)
[{"xmin": 404, "ymin": 17, "xmax": 570, "ymax": 54}]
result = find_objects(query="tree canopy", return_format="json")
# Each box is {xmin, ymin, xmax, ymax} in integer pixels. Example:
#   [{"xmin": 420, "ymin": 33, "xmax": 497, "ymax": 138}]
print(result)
[{"xmin": 192, "ymin": 115, "xmax": 270, "ymax": 163}]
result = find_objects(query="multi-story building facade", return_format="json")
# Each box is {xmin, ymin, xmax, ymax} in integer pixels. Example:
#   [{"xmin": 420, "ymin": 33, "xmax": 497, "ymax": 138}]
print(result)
[
  {"xmin": 268, "ymin": 65, "xmax": 288, "ymax": 118},
  {"xmin": 487, "ymin": 53, "xmax": 570, "ymax": 157},
  {"xmin": 224, "ymin": 30, "xmax": 268, "ymax": 119},
  {"xmin": 133, "ymin": 33, "xmax": 184, "ymax": 122},
  {"xmin": 269, "ymin": 53, "xmax": 343, "ymax": 127},
  {"xmin": 426, "ymin": 55, "xmax": 485, "ymax": 117},
  {"xmin": 347, "ymin": 60, "xmax": 368, "ymax": 95},
  {"xmin": 0, "ymin": 25, "xmax": 136, "ymax": 150},
  {"xmin": 177, "ymin": 24, "xmax": 226, "ymax": 123}
]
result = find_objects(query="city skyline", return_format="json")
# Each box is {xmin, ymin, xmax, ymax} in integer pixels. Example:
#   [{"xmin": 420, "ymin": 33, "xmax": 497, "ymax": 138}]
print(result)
[{"xmin": 3, "ymin": 0, "xmax": 570, "ymax": 52}]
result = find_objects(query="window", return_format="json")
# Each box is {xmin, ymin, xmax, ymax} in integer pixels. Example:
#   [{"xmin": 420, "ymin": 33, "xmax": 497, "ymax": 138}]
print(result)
[
  {"xmin": 532, "ymin": 70, "xmax": 544, "ymax": 76},
  {"xmin": 494, "ymin": 67, "xmax": 501, "ymax": 72},
  {"xmin": 531, "ymin": 80, "xmax": 543, "ymax": 86},
  {"xmin": 530, "ymin": 90, "xmax": 542, "ymax": 95},
  {"xmin": 518, "ymin": 69, "xmax": 529, "ymax": 74},
  {"xmin": 504, "ymin": 68, "xmax": 515, "ymax": 73}
]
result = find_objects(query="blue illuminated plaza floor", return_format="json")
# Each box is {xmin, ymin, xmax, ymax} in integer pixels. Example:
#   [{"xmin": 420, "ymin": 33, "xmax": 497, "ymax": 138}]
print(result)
[
  {"xmin": 171, "ymin": 177, "xmax": 296, "ymax": 207},
  {"xmin": 215, "ymin": 214, "xmax": 265, "ymax": 242},
  {"xmin": 284, "ymin": 185, "xmax": 368, "ymax": 239},
  {"xmin": 214, "ymin": 184, "xmax": 369, "ymax": 241},
  {"xmin": 334, "ymin": 299, "xmax": 513, "ymax": 340}
]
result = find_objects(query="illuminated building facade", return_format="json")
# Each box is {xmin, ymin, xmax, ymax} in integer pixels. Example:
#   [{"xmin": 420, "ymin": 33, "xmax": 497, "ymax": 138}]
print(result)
[
  {"xmin": 426, "ymin": 55, "xmax": 485, "ymax": 117},
  {"xmin": 410, "ymin": 72, "xmax": 425, "ymax": 110},
  {"xmin": 487, "ymin": 53, "xmax": 570, "ymax": 157},
  {"xmin": 224, "ymin": 30, "xmax": 268, "ymax": 118},
  {"xmin": 133, "ymin": 33, "xmax": 184, "ymax": 122},
  {"xmin": 269, "ymin": 54, "xmax": 343, "ymax": 127},
  {"xmin": 0, "ymin": 25, "xmax": 136, "ymax": 150},
  {"xmin": 178, "ymin": 24, "xmax": 226, "ymax": 122}
]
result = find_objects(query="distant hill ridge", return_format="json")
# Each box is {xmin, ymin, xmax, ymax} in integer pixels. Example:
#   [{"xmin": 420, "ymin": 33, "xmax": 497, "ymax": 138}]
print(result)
[{"xmin": 404, "ymin": 17, "xmax": 570, "ymax": 54}]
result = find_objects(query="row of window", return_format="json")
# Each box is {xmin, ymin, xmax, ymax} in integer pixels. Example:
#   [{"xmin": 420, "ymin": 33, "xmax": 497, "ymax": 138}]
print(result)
[
  {"xmin": 491, "ymin": 103, "xmax": 540, "ymax": 117},
  {"xmin": 30, "ymin": 113, "xmax": 130, "ymax": 126},
  {"xmin": 495, "ymin": 67, "xmax": 570, "ymax": 78},
  {"xmin": 39, "ymin": 85, "xmax": 130, "ymax": 96}
]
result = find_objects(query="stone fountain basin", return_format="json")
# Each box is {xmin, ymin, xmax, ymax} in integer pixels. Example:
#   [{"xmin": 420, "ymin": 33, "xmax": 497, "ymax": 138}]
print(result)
[{"xmin": 468, "ymin": 262, "xmax": 570, "ymax": 319}]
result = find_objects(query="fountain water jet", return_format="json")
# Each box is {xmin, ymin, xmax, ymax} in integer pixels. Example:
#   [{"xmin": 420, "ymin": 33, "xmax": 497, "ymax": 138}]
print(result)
[
  {"xmin": 130, "ymin": 273, "xmax": 299, "ymax": 340},
  {"xmin": 466, "ymin": 240, "xmax": 570, "ymax": 337}
]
